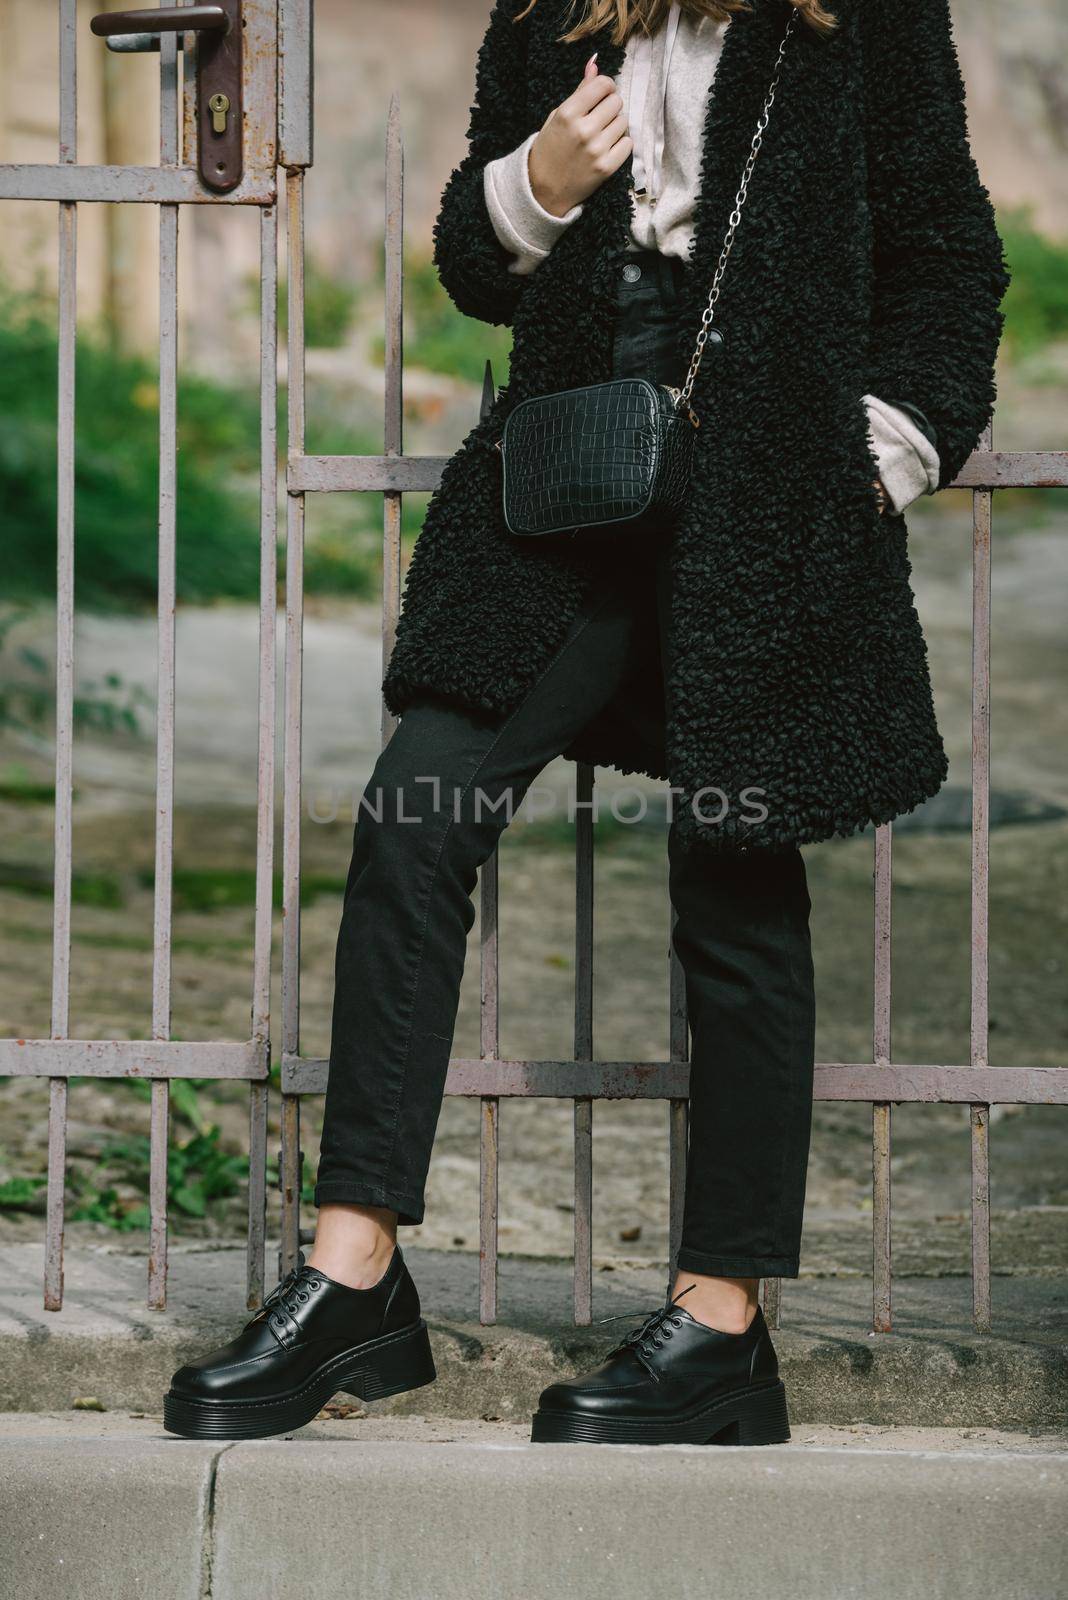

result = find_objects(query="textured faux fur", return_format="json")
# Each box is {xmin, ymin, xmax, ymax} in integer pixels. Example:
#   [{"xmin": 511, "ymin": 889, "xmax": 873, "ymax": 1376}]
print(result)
[{"xmin": 381, "ymin": 0, "xmax": 1011, "ymax": 853}]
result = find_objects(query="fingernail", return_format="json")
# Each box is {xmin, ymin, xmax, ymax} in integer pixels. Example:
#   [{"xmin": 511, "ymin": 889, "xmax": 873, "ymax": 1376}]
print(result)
[{"xmin": 588, "ymin": 51, "xmax": 598, "ymax": 64}]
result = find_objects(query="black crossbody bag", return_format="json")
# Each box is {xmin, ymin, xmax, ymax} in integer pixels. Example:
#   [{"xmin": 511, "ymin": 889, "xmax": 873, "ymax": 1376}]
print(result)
[{"xmin": 495, "ymin": 8, "xmax": 797, "ymax": 540}]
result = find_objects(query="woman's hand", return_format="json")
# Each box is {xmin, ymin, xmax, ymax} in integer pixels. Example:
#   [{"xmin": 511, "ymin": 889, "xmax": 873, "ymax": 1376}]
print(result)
[{"xmin": 528, "ymin": 53, "xmax": 633, "ymax": 217}]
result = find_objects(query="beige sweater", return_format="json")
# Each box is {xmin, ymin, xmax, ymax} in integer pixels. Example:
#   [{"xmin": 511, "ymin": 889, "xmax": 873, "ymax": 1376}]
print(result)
[{"xmin": 481, "ymin": 4, "xmax": 941, "ymax": 514}]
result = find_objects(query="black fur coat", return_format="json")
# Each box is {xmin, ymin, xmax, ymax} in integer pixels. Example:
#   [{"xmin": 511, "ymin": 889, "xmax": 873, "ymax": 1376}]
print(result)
[{"xmin": 381, "ymin": 0, "xmax": 1010, "ymax": 853}]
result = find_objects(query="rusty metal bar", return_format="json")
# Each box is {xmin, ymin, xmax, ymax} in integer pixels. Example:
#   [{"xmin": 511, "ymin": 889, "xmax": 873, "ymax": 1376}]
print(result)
[
  {"xmin": 246, "ymin": 196, "xmax": 280, "ymax": 1309},
  {"xmin": 230, "ymin": 0, "xmax": 279, "ymax": 188},
  {"xmin": 281, "ymin": 1056, "xmax": 1068, "ymax": 1103},
  {"xmin": 0, "ymin": 164, "xmax": 275, "ymax": 204},
  {"xmin": 44, "ymin": 0, "xmax": 79, "ymax": 1315},
  {"xmin": 762, "ymin": 1273, "xmax": 782, "ymax": 1330},
  {"xmin": 288, "ymin": 449, "xmax": 1068, "ymax": 498},
  {"xmin": 382, "ymin": 94, "xmax": 403, "ymax": 746},
  {"xmin": 971, "ymin": 421, "xmax": 994, "ymax": 1332},
  {"xmin": 475, "ymin": 363, "xmax": 505, "ymax": 1324},
  {"xmin": 58, "ymin": 0, "xmax": 77, "ymax": 168},
  {"xmin": 479, "ymin": 846, "xmax": 500, "ymax": 1326},
  {"xmin": 573, "ymin": 763, "xmax": 595, "ymax": 1325},
  {"xmin": 757, "ymin": 760, "xmax": 782, "ymax": 1328},
  {"xmin": 667, "ymin": 904, "xmax": 688, "ymax": 1304},
  {"xmin": 147, "ymin": 28, "xmax": 181, "ymax": 1312},
  {"xmin": 148, "ymin": 1078, "xmax": 169, "ymax": 1307},
  {"xmin": 279, "ymin": 0, "xmax": 314, "ymax": 173},
  {"xmin": 280, "ymin": 167, "xmax": 307, "ymax": 1275},
  {"xmin": 16, "ymin": 1034, "xmax": 1056, "ymax": 1093},
  {"xmin": 475, "ymin": 351, "xmax": 501, "ymax": 1310},
  {"xmin": 280, "ymin": 1093, "xmax": 302, "ymax": 1270},
  {"xmin": 181, "ymin": 6, "xmax": 197, "ymax": 165},
  {"xmin": 872, "ymin": 821, "xmax": 893, "ymax": 1332},
  {"xmin": 469, "ymin": 347, "xmax": 502, "ymax": 1322},
  {"xmin": 43, "ymin": 1079, "xmax": 68, "ymax": 1313},
  {"xmin": 290, "ymin": 454, "xmax": 446, "ymax": 494},
  {"xmin": 812, "ymin": 1066, "xmax": 1068, "ymax": 1102},
  {"xmin": 0, "ymin": 1039, "xmax": 268, "ymax": 1078},
  {"xmin": 283, "ymin": 1055, "xmax": 688, "ymax": 1099},
  {"xmin": 247, "ymin": 1080, "xmax": 269, "ymax": 1306},
  {"xmin": 951, "ymin": 451, "xmax": 1068, "ymax": 489},
  {"xmin": 479, "ymin": 1091, "xmax": 500, "ymax": 1325},
  {"xmin": 970, "ymin": 1105, "xmax": 991, "ymax": 1321}
]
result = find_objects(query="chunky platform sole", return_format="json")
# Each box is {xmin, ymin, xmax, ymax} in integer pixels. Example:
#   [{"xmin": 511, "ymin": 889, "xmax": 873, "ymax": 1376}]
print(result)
[
  {"xmin": 163, "ymin": 1318, "xmax": 436, "ymax": 1440},
  {"xmin": 529, "ymin": 1378, "xmax": 790, "ymax": 1447}
]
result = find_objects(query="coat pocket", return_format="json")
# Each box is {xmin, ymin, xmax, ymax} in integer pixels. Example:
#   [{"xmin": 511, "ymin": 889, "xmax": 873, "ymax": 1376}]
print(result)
[
  {"xmin": 855, "ymin": 400, "xmax": 894, "ymax": 526},
  {"xmin": 830, "ymin": 387, "xmax": 904, "ymax": 590}
]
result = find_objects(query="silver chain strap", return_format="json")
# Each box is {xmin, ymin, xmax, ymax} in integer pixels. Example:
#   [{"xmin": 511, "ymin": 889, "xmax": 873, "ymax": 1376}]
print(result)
[{"xmin": 675, "ymin": 8, "xmax": 799, "ymax": 418}]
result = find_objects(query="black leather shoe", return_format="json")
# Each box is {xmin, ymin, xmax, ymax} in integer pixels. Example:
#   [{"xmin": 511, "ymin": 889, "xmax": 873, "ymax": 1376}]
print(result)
[
  {"xmin": 164, "ymin": 1244, "xmax": 435, "ymax": 1439},
  {"xmin": 530, "ymin": 1287, "xmax": 789, "ymax": 1446}
]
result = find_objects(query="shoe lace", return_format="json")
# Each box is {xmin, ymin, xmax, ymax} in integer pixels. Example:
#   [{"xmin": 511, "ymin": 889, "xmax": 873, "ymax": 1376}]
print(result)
[
  {"xmin": 595, "ymin": 1282, "xmax": 696, "ymax": 1377},
  {"xmin": 248, "ymin": 1250, "xmax": 324, "ymax": 1328}
]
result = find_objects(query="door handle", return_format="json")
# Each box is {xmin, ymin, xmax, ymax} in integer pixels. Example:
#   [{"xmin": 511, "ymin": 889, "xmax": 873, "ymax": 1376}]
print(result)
[
  {"xmin": 90, "ymin": 3, "xmax": 244, "ymax": 195},
  {"xmin": 89, "ymin": 7, "xmax": 230, "ymax": 38}
]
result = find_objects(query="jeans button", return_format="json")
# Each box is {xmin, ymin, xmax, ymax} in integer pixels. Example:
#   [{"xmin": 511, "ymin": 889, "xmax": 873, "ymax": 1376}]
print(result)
[{"xmin": 621, "ymin": 262, "xmax": 642, "ymax": 283}]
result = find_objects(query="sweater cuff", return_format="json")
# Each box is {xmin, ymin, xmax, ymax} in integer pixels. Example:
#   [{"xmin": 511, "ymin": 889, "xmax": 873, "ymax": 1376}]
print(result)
[
  {"xmin": 483, "ymin": 131, "xmax": 585, "ymax": 277},
  {"xmin": 863, "ymin": 393, "xmax": 942, "ymax": 515}
]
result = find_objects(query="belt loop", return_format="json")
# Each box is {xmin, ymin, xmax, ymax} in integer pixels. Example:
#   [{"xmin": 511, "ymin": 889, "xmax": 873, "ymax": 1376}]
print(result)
[{"xmin": 654, "ymin": 249, "xmax": 674, "ymax": 304}]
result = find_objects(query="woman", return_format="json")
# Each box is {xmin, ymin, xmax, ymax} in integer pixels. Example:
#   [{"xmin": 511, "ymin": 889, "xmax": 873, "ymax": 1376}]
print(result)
[{"xmin": 165, "ymin": 0, "xmax": 1009, "ymax": 1445}]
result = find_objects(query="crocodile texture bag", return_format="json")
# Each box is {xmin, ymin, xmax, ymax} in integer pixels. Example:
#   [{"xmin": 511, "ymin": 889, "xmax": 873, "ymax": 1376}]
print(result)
[
  {"xmin": 496, "ymin": 9, "xmax": 797, "ymax": 541},
  {"xmin": 498, "ymin": 377, "xmax": 696, "ymax": 537}
]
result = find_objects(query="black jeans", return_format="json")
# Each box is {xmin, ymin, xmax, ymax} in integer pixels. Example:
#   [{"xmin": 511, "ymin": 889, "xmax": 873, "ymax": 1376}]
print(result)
[{"xmin": 315, "ymin": 249, "xmax": 816, "ymax": 1279}]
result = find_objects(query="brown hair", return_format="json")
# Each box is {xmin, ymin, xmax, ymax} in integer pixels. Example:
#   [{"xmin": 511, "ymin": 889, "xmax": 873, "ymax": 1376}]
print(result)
[{"xmin": 513, "ymin": 0, "xmax": 837, "ymax": 43}]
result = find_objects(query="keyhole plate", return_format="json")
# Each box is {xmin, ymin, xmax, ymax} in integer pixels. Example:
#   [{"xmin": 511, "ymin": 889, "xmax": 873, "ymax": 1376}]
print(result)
[{"xmin": 197, "ymin": 0, "xmax": 243, "ymax": 192}]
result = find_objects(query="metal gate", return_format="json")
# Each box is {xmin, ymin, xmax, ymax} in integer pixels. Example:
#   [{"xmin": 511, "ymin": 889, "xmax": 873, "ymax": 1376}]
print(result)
[
  {"xmin": 0, "ymin": 0, "xmax": 292, "ymax": 1312},
  {"xmin": 2, "ymin": 1, "xmax": 1066, "ymax": 1333}
]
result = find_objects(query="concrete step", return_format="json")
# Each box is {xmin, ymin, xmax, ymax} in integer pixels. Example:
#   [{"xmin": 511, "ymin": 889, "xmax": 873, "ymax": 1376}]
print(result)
[
  {"xmin": 3, "ymin": 1243, "xmax": 1067, "ymax": 1429},
  {"xmin": 2, "ymin": 1413, "xmax": 1066, "ymax": 1600}
]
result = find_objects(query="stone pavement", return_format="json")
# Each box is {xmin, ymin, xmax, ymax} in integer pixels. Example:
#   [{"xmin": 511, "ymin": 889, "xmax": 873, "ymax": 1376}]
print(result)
[
  {"xmin": 2, "ymin": 1413, "xmax": 1066, "ymax": 1600},
  {"xmin": 2, "ymin": 1243, "xmax": 1066, "ymax": 1427},
  {"xmin": 2, "ymin": 1244, "xmax": 1066, "ymax": 1599}
]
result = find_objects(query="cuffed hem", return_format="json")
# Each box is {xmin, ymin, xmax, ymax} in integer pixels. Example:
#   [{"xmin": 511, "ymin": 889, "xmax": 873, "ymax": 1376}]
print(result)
[
  {"xmin": 313, "ymin": 1180, "xmax": 424, "ymax": 1227},
  {"xmin": 862, "ymin": 392, "xmax": 941, "ymax": 514},
  {"xmin": 675, "ymin": 1247, "xmax": 800, "ymax": 1280},
  {"xmin": 483, "ymin": 131, "xmax": 584, "ymax": 277}
]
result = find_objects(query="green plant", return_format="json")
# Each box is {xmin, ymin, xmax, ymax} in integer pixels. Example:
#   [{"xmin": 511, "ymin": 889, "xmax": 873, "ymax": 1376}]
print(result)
[
  {"xmin": 0, "ymin": 763, "xmax": 54, "ymax": 803},
  {"xmin": 0, "ymin": 859, "xmax": 125, "ymax": 908},
  {"xmin": 112, "ymin": 1076, "xmax": 213, "ymax": 1133},
  {"xmin": 998, "ymin": 207, "xmax": 1068, "ymax": 358},
  {"xmin": 69, "ymin": 1124, "xmax": 248, "ymax": 1230},
  {"xmin": 135, "ymin": 865, "xmax": 349, "ymax": 912},
  {"xmin": 269, "ymin": 254, "xmax": 360, "ymax": 349},
  {"xmin": 301, "ymin": 527, "xmax": 379, "ymax": 597},
  {"xmin": 366, "ymin": 248, "xmax": 512, "ymax": 384},
  {"xmin": 0, "ymin": 609, "xmax": 156, "ymax": 741},
  {"xmin": 0, "ymin": 1176, "xmax": 48, "ymax": 1212},
  {"xmin": 1, "ymin": 1074, "xmax": 250, "ymax": 1229},
  {"xmin": 0, "ymin": 281, "xmax": 261, "ymax": 609},
  {"xmin": 68, "ymin": 1178, "xmax": 151, "ymax": 1231},
  {"xmin": 168, "ymin": 1128, "xmax": 249, "ymax": 1218}
]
